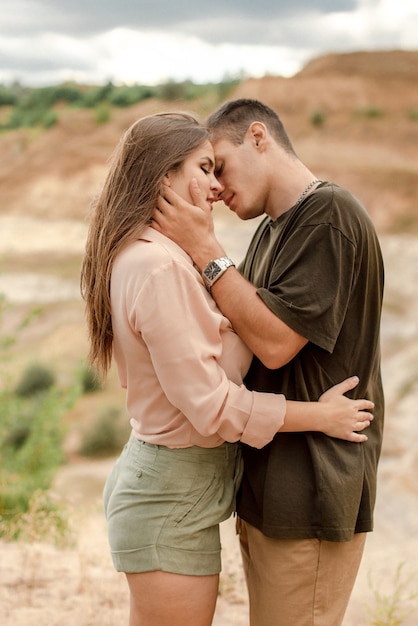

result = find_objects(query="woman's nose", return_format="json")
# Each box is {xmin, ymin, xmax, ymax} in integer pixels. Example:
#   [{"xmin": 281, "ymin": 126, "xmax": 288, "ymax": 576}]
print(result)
[{"xmin": 211, "ymin": 176, "xmax": 224, "ymax": 195}]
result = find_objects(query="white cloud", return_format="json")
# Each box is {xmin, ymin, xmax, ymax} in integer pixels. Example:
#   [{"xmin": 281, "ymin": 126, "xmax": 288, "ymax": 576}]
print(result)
[
  {"xmin": 93, "ymin": 29, "xmax": 308, "ymax": 84},
  {"xmin": 377, "ymin": 0, "xmax": 418, "ymax": 47},
  {"xmin": 0, "ymin": 28, "xmax": 311, "ymax": 86}
]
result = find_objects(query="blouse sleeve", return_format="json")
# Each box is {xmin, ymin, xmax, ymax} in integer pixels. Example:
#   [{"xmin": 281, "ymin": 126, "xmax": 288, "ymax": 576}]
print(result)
[{"xmin": 129, "ymin": 257, "xmax": 286, "ymax": 448}]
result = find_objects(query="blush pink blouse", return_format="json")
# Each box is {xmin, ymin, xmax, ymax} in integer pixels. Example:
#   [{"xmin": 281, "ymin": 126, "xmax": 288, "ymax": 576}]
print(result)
[{"xmin": 110, "ymin": 227, "xmax": 286, "ymax": 449}]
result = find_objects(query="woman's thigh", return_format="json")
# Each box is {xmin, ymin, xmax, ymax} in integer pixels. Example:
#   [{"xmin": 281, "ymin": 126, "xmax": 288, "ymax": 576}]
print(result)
[{"xmin": 126, "ymin": 570, "xmax": 219, "ymax": 626}]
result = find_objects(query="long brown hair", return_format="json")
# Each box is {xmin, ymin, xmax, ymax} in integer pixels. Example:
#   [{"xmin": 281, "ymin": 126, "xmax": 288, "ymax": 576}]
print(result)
[{"xmin": 80, "ymin": 112, "xmax": 209, "ymax": 378}]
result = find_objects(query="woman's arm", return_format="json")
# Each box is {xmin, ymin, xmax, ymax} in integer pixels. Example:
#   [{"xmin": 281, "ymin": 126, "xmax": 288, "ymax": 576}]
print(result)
[{"xmin": 281, "ymin": 376, "xmax": 374, "ymax": 442}]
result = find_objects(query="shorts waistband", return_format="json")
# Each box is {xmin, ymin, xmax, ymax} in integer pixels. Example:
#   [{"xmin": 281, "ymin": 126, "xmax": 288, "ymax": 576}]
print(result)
[{"xmin": 133, "ymin": 437, "xmax": 239, "ymax": 463}]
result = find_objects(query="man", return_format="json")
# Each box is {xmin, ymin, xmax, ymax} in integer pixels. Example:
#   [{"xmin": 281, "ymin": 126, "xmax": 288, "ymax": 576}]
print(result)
[{"xmin": 153, "ymin": 99, "xmax": 384, "ymax": 626}]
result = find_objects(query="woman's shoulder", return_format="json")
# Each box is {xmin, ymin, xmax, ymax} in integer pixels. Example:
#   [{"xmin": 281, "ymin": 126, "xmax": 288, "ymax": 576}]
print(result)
[
  {"xmin": 113, "ymin": 227, "xmax": 198, "ymax": 297},
  {"xmin": 116, "ymin": 227, "xmax": 190, "ymax": 271}
]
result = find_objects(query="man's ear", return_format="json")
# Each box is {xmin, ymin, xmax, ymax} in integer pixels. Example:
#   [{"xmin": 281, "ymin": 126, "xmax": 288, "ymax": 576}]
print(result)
[{"xmin": 248, "ymin": 121, "xmax": 267, "ymax": 148}]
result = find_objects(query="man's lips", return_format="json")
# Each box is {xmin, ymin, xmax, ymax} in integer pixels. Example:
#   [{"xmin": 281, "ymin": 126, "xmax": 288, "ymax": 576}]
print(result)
[{"xmin": 223, "ymin": 194, "xmax": 234, "ymax": 208}]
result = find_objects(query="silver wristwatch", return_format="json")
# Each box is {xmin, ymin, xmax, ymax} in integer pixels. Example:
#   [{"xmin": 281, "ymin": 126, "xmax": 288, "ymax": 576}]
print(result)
[{"xmin": 202, "ymin": 257, "xmax": 235, "ymax": 291}]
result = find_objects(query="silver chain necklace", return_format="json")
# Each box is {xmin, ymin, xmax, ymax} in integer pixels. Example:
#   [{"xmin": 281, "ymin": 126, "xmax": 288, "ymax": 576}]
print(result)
[{"xmin": 294, "ymin": 179, "xmax": 321, "ymax": 208}]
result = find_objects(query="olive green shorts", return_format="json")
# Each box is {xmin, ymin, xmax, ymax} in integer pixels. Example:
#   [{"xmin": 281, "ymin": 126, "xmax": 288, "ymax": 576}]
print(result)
[{"xmin": 103, "ymin": 436, "xmax": 242, "ymax": 575}]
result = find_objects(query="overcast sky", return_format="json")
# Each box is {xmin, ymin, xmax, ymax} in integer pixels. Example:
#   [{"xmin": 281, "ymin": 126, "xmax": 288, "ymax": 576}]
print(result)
[{"xmin": 1, "ymin": 0, "xmax": 417, "ymax": 86}]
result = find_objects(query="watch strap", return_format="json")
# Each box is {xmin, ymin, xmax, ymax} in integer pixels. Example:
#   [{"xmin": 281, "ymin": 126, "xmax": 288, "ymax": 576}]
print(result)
[{"xmin": 202, "ymin": 257, "xmax": 235, "ymax": 291}]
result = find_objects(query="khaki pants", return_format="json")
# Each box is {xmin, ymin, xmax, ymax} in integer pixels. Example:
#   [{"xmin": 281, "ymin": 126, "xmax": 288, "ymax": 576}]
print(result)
[{"xmin": 239, "ymin": 519, "xmax": 366, "ymax": 626}]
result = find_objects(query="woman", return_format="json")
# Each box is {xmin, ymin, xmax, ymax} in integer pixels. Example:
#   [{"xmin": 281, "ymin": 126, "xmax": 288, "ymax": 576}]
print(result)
[{"xmin": 80, "ymin": 112, "xmax": 373, "ymax": 626}]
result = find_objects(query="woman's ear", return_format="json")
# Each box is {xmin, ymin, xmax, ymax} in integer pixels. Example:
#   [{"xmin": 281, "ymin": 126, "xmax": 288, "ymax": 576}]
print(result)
[{"xmin": 163, "ymin": 174, "xmax": 171, "ymax": 186}]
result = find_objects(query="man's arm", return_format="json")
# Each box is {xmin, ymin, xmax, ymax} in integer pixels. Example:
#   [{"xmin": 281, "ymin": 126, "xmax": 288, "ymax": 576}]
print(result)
[
  {"xmin": 209, "ymin": 266, "xmax": 307, "ymax": 369},
  {"xmin": 153, "ymin": 182, "xmax": 307, "ymax": 369}
]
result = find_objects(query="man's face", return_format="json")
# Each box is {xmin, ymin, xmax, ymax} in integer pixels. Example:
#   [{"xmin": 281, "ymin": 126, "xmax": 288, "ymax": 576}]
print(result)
[{"xmin": 212, "ymin": 135, "xmax": 268, "ymax": 221}]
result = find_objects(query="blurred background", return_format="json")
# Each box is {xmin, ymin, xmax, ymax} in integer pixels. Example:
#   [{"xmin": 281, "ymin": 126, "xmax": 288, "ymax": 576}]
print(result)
[{"xmin": 1, "ymin": 2, "xmax": 418, "ymax": 624}]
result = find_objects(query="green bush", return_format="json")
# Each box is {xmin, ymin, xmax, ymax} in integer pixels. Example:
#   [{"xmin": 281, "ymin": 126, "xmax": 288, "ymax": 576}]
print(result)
[
  {"xmin": 0, "ymin": 303, "xmax": 79, "ymax": 541},
  {"xmin": 94, "ymin": 104, "xmax": 111, "ymax": 124},
  {"xmin": 109, "ymin": 84, "xmax": 154, "ymax": 107},
  {"xmin": 310, "ymin": 109, "xmax": 326, "ymax": 127},
  {"xmin": 355, "ymin": 106, "xmax": 384, "ymax": 119},
  {"xmin": 0, "ymin": 383, "xmax": 79, "ymax": 535},
  {"xmin": 14, "ymin": 362, "xmax": 55, "ymax": 397},
  {"xmin": 0, "ymin": 86, "xmax": 18, "ymax": 106},
  {"xmin": 216, "ymin": 78, "xmax": 241, "ymax": 101},
  {"xmin": 6, "ymin": 106, "xmax": 54, "ymax": 129},
  {"xmin": 0, "ymin": 78, "xmax": 248, "ymax": 133},
  {"xmin": 81, "ymin": 82, "xmax": 114, "ymax": 108},
  {"xmin": 79, "ymin": 405, "xmax": 130, "ymax": 458},
  {"xmin": 80, "ymin": 364, "xmax": 102, "ymax": 393},
  {"xmin": 1, "ymin": 390, "xmax": 64, "ymax": 479},
  {"xmin": 0, "ymin": 489, "xmax": 73, "ymax": 546},
  {"xmin": 42, "ymin": 109, "xmax": 58, "ymax": 129},
  {"xmin": 52, "ymin": 84, "xmax": 84, "ymax": 105}
]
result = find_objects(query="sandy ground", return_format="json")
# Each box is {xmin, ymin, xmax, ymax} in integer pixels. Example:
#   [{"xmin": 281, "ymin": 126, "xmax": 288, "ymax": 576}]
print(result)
[
  {"xmin": 1, "ymin": 454, "xmax": 417, "ymax": 626},
  {"xmin": 1, "ymin": 213, "xmax": 418, "ymax": 625}
]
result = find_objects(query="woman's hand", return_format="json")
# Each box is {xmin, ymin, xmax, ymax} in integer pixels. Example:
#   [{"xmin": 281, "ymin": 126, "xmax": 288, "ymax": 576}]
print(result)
[{"xmin": 318, "ymin": 376, "xmax": 374, "ymax": 442}]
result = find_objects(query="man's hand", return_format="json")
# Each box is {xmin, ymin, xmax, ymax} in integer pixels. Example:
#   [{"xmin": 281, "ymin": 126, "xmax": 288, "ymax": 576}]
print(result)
[
  {"xmin": 154, "ymin": 179, "xmax": 307, "ymax": 368},
  {"xmin": 153, "ymin": 179, "xmax": 225, "ymax": 269}
]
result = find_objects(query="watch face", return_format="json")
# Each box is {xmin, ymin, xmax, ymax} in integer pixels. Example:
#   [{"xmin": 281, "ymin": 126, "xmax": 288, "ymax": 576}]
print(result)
[
  {"xmin": 202, "ymin": 258, "xmax": 234, "ymax": 288},
  {"xmin": 206, "ymin": 261, "xmax": 221, "ymax": 280}
]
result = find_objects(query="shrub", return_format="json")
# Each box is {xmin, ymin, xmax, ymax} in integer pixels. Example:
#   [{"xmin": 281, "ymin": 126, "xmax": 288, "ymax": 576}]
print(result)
[
  {"xmin": 80, "ymin": 364, "xmax": 102, "ymax": 393},
  {"xmin": 310, "ymin": 109, "xmax": 326, "ymax": 127},
  {"xmin": 109, "ymin": 84, "xmax": 154, "ymax": 107},
  {"xmin": 0, "ymin": 305, "xmax": 78, "ymax": 541},
  {"xmin": 81, "ymin": 82, "xmax": 114, "ymax": 108},
  {"xmin": 157, "ymin": 80, "xmax": 189, "ymax": 101},
  {"xmin": 0, "ymin": 489, "xmax": 73, "ymax": 546},
  {"xmin": 94, "ymin": 105, "xmax": 111, "ymax": 124},
  {"xmin": 79, "ymin": 405, "xmax": 130, "ymax": 458},
  {"xmin": 0, "ymin": 86, "xmax": 18, "ymax": 106},
  {"xmin": 42, "ymin": 109, "xmax": 59, "ymax": 129},
  {"xmin": 14, "ymin": 362, "xmax": 55, "ymax": 397},
  {"xmin": 216, "ymin": 78, "xmax": 241, "ymax": 101},
  {"xmin": 355, "ymin": 106, "xmax": 384, "ymax": 119},
  {"xmin": 0, "ymin": 383, "xmax": 79, "ymax": 536}
]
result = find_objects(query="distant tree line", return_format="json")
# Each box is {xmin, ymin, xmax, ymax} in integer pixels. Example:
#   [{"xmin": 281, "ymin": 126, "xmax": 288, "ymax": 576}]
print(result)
[{"xmin": 0, "ymin": 78, "xmax": 241, "ymax": 131}]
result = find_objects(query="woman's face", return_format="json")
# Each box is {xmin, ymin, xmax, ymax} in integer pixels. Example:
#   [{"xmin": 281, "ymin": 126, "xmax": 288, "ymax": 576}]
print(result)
[{"xmin": 166, "ymin": 140, "xmax": 223, "ymax": 211}]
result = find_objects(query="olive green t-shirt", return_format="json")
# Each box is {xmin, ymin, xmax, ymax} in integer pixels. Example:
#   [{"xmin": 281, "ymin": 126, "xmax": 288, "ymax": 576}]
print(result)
[{"xmin": 237, "ymin": 182, "xmax": 384, "ymax": 541}]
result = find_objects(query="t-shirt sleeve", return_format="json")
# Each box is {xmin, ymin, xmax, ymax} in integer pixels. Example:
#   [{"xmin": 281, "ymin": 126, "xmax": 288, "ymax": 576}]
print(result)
[
  {"xmin": 129, "ymin": 258, "xmax": 285, "ymax": 448},
  {"xmin": 257, "ymin": 222, "xmax": 356, "ymax": 352}
]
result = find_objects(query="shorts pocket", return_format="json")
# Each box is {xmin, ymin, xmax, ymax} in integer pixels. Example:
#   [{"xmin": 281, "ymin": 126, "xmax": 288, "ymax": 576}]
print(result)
[{"xmin": 173, "ymin": 471, "xmax": 219, "ymax": 527}]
